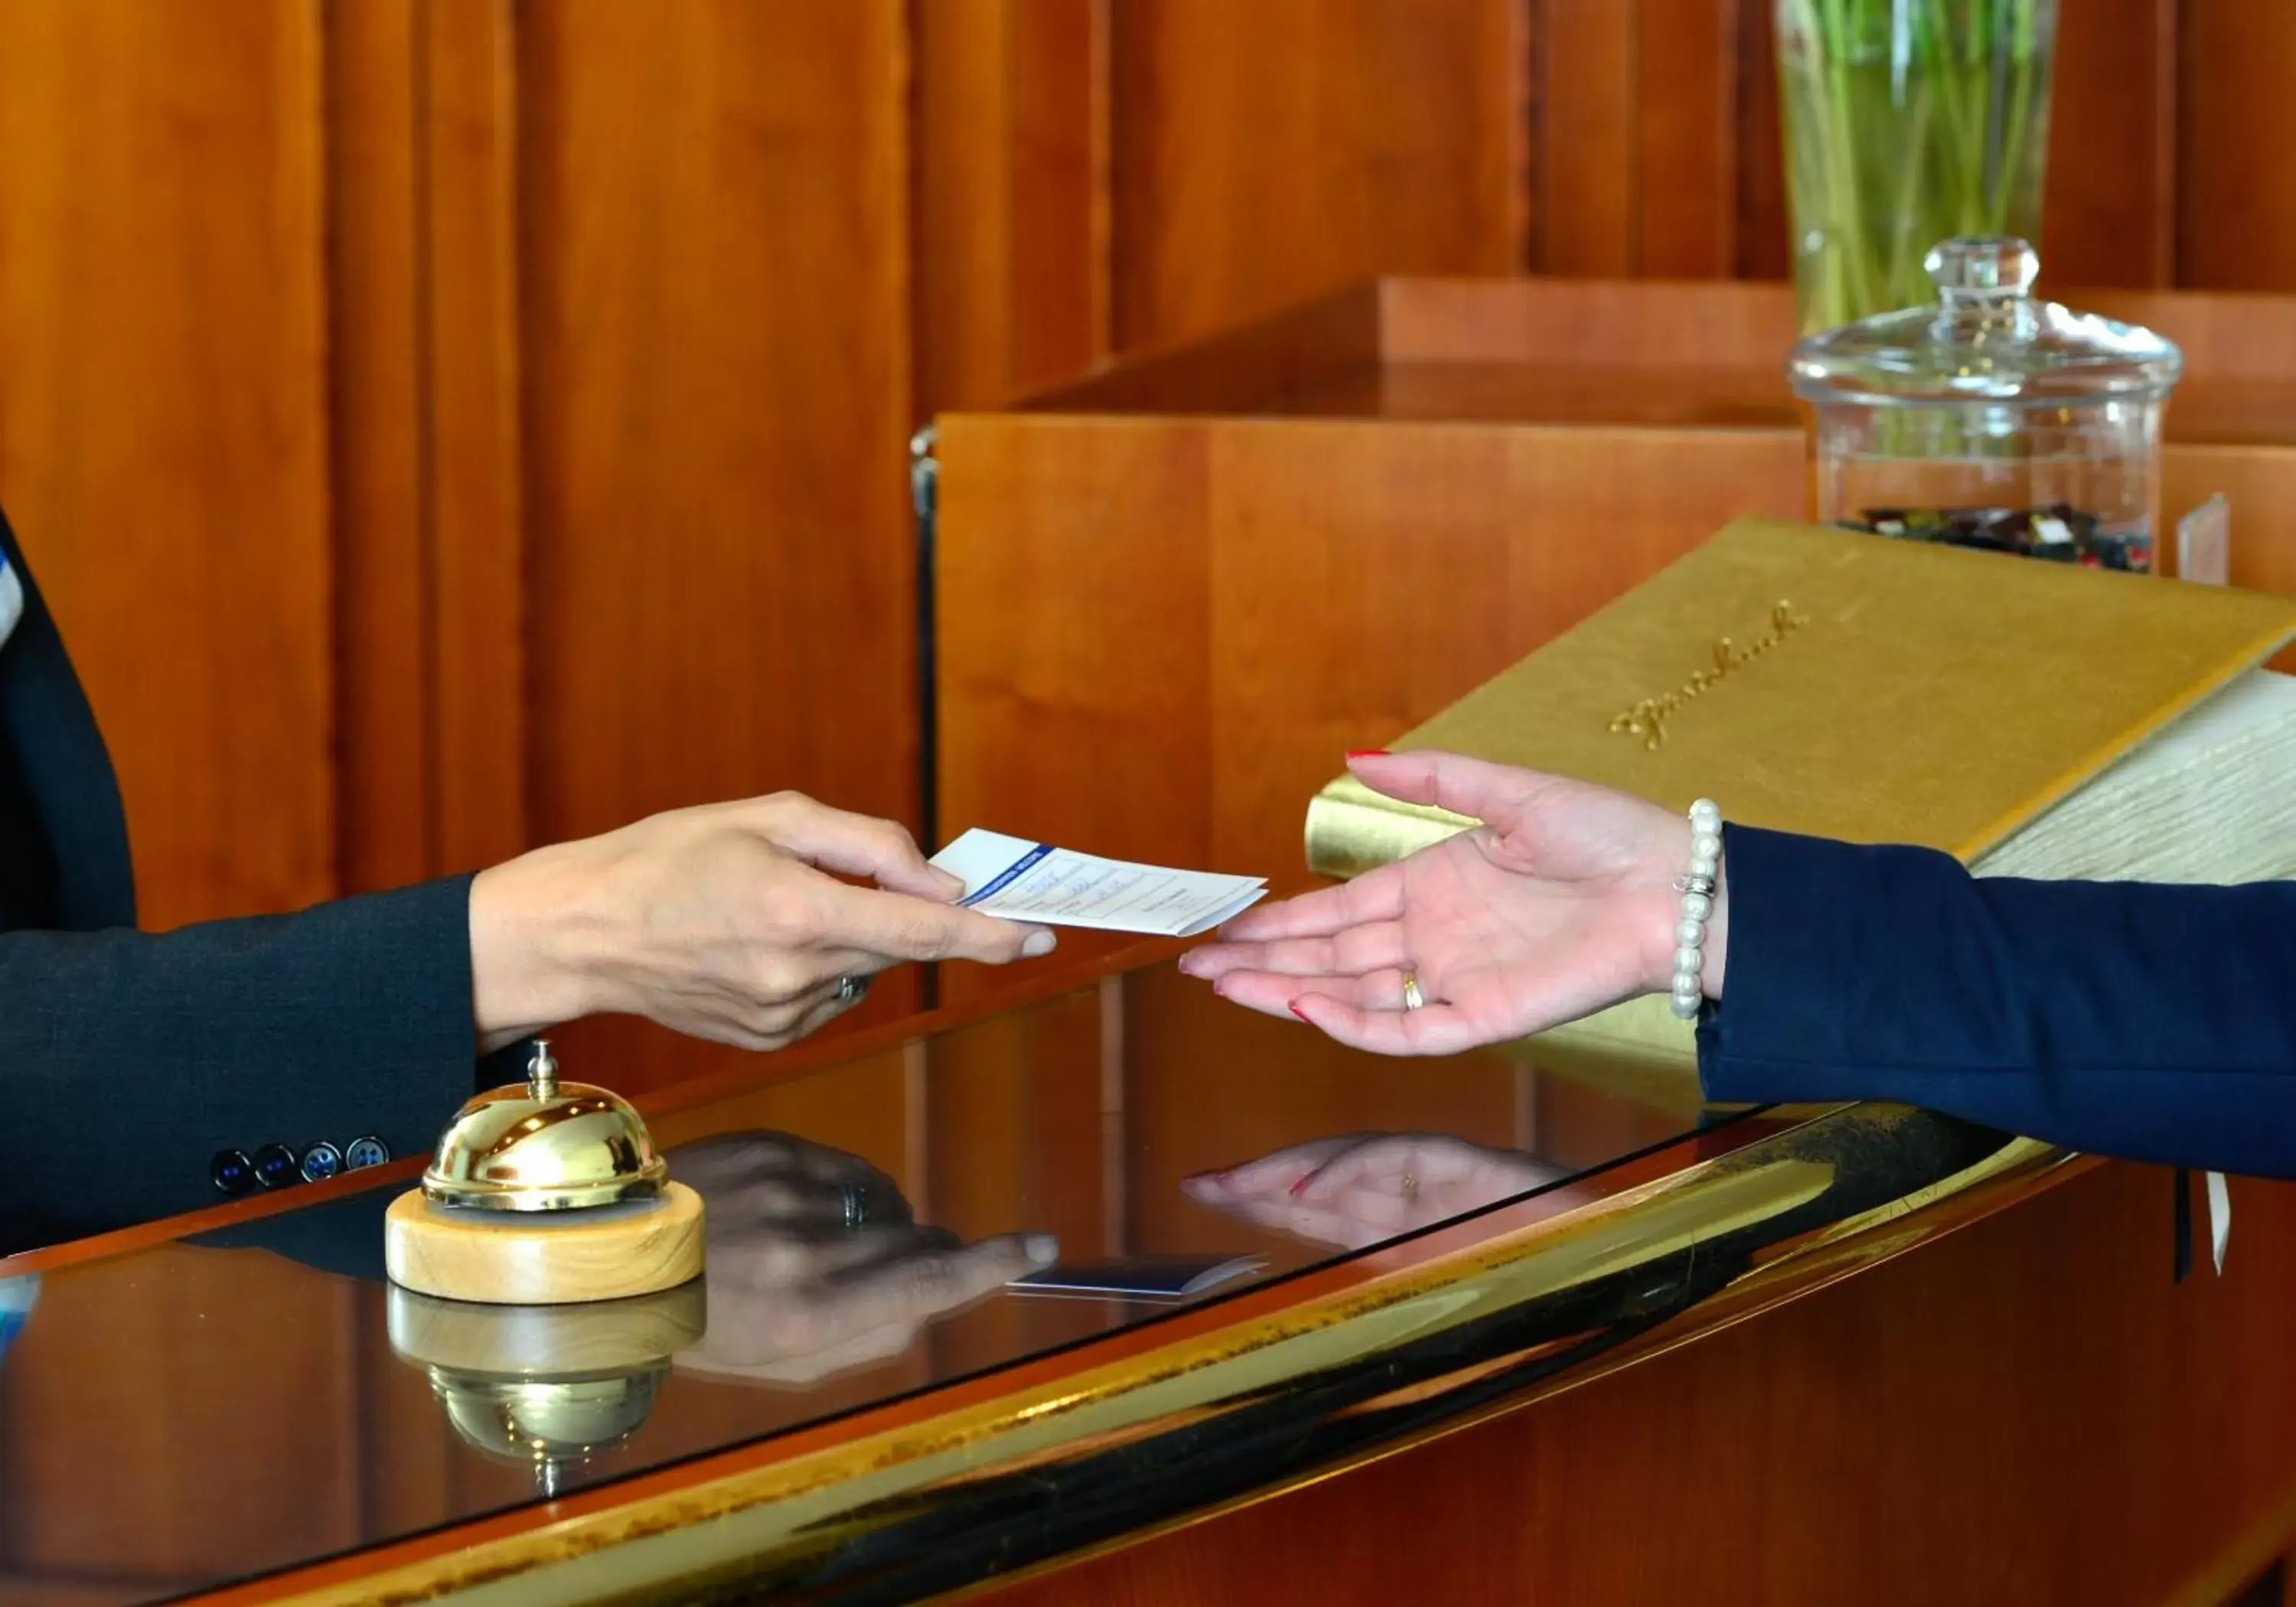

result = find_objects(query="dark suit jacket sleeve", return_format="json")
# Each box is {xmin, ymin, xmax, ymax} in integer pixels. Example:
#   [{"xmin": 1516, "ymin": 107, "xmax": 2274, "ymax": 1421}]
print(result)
[
  {"xmin": 0, "ymin": 876, "xmax": 483, "ymax": 1245},
  {"xmin": 1696, "ymin": 824, "xmax": 2296, "ymax": 1179}
]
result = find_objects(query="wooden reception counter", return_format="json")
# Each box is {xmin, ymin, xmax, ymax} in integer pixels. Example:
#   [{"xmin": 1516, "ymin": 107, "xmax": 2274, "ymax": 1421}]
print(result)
[
  {"xmin": 9, "ymin": 275, "xmax": 2296, "ymax": 1604},
  {"xmin": 4, "ymin": 943, "xmax": 2267, "ymax": 1605}
]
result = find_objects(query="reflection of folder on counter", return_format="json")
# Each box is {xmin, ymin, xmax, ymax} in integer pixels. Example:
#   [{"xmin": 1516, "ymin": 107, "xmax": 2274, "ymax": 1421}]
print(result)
[{"xmin": 1305, "ymin": 517, "xmax": 2296, "ymax": 1069}]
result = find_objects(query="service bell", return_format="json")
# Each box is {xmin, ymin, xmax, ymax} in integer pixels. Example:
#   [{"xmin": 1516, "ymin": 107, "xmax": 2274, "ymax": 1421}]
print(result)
[{"xmin": 422, "ymin": 1040, "xmax": 668, "ymax": 1213}]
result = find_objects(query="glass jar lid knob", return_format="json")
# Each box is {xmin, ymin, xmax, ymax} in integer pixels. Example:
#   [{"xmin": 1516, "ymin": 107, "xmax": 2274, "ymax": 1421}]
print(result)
[{"xmin": 1926, "ymin": 236, "xmax": 2040, "ymax": 301}]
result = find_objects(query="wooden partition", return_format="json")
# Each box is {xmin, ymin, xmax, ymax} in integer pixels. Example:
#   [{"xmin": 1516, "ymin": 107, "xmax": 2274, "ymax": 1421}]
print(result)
[{"xmin": 934, "ymin": 276, "xmax": 2296, "ymax": 996}]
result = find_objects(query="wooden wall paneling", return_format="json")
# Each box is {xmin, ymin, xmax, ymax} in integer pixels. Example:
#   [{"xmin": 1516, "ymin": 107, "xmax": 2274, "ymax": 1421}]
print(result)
[
  {"xmin": 1536, "ymin": 0, "xmax": 1753, "ymax": 280},
  {"xmin": 329, "ymin": 0, "xmax": 525, "ymax": 889},
  {"xmin": 1636, "ymin": 0, "xmax": 1743, "ymax": 279},
  {"xmin": 0, "ymin": 0, "xmax": 334, "ymax": 927},
  {"xmin": 2042, "ymin": 0, "xmax": 2178, "ymax": 290},
  {"xmin": 1534, "ymin": 0, "xmax": 1639, "ymax": 275},
  {"xmin": 1108, "ymin": 0, "xmax": 1530, "ymax": 351},
  {"xmin": 1732, "ymin": 0, "xmax": 1789, "ymax": 281},
  {"xmin": 423, "ymin": 0, "xmax": 527, "ymax": 877},
  {"xmin": 1007, "ymin": 0, "xmax": 1114, "ymax": 390},
  {"xmin": 2176, "ymin": 1, "xmax": 2296, "ymax": 292},
  {"xmin": 328, "ymin": 0, "xmax": 431, "ymax": 896},
  {"xmin": 518, "ymin": 0, "xmax": 921, "ymax": 1091},
  {"xmin": 912, "ymin": 0, "xmax": 1109, "ymax": 420}
]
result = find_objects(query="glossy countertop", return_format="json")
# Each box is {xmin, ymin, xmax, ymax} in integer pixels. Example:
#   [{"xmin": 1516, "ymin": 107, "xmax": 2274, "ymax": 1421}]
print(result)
[{"xmin": 0, "ymin": 944, "xmax": 2073, "ymax": 1605}]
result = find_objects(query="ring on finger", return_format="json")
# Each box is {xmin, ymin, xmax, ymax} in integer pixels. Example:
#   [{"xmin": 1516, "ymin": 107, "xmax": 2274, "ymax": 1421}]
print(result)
[
  {"xmin": 1401, "ymin": 971, "xmax": 1426, "ymax": 1012},
  {"xmin": 835, "ymin": 973, "xmax": 869, "ymax": 1006}
]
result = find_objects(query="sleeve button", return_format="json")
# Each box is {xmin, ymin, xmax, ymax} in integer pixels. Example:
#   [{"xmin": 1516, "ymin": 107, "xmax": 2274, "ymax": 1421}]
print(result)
[
  {"xmin": 342, "ymin": 1136, "xmax": 391, "ymax": 1170},
  {"xmin": 252, "ymin": 1143, "xmax": 301, "ymax": 1190},
  {"xmin": 210, "ymin": 1149, "xmax": 256, "ymax": 1198}
]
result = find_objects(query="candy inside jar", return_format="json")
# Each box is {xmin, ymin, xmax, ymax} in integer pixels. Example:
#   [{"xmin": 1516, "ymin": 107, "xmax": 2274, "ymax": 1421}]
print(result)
[{"xmin": 1789, "ymin": 238, "xmax": 2180, "ymax": 575}]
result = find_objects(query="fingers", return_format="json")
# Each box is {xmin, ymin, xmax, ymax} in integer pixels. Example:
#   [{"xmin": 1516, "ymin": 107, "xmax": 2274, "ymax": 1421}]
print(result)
[
  {"xmin": 1344, "ymin": 749, "xmax": 1543, "ymax": 824},
  {"xmin": 811, "ymin": 882, "xmax": 1056, "ymax": 966},
  {"xmin": 1208, "ymin": 866, "xmax": 1404, "ymax": 944},
  {"xmin": 1288, "ymin": 991, "xmax": 1484, "ymax": 1057},
  {"xmin": 748, "ymin": 794, "xmax": 965, "ymax": 901},
  {"xmin": 1181, "ymin": 922, "xmax": 1407, "ymax": 985},
  {"xmin": 1204, "ymin": 963, "xmax": 1418, "ymax": 1022},
  {"xmin": 781, "ymin": 979, "xmax": 866, "ymax": 1047},
  {"xmin": 1207, "ymin": 966, "xmax": 1332, "ymax": 1020}
]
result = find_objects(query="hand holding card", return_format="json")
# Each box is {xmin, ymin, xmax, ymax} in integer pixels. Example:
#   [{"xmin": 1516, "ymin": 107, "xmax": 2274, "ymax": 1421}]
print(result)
[{"xmin": 930, "ymin": 830, "xmax": 1266, "ymax": 938}]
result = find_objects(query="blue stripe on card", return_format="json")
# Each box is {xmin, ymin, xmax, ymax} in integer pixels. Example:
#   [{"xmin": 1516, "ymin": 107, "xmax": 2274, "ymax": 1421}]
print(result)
[{"xmin": 957, "ymin": 843, "xmax": 1055, "ymax": 905}]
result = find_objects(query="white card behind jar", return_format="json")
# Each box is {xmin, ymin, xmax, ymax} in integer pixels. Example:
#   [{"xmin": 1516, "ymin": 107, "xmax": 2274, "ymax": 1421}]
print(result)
[{"xmin": 2177, "ymin": 493, "xmax": 2230, "ymax": 586}]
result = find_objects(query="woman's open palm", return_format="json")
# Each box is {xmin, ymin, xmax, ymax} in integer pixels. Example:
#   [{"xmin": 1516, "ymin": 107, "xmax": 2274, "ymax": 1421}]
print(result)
[{"xmin": 1180, "ymin": 751, "xmax": 1695, "ymax": 1055}]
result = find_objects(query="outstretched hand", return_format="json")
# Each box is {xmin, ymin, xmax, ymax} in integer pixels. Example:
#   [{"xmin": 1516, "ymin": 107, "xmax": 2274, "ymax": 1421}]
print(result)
[
  {"xmin": 1179, "ymin": 751, "xmax": 1724, "ymax": 1056},
  {"xmin": 470, "ymin": 792, "xmax": 1057, "ymax": 1054}
]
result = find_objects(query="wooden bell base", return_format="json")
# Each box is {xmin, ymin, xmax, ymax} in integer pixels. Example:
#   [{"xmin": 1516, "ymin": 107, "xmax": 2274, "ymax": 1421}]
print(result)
[{"xmin": 383, "ymin": 1182, "xmax": 705, "ymax": 1306}]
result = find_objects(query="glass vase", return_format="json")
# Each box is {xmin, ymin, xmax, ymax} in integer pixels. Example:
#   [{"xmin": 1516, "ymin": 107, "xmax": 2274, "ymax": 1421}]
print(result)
[{"xmin": 1776, "ymin": 0, "xmax": 2059, "ymax": 334}]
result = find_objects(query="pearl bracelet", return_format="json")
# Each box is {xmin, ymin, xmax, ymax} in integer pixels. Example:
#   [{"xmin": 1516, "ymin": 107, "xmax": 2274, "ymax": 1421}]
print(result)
[{"xmin": 1668, "ymin": 798, "xmax": 1723, "ymax": 1020}]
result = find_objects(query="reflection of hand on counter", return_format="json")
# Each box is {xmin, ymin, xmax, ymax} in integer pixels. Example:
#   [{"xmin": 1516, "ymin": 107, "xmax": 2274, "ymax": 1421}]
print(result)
[
  {"xmin": 669, "ymin": 1133, "xmax": 1056, "ymax": 1387},
  {"xmin": 1185, "ymin": 1133, "xmax": 1576, "ymax": 1250}
]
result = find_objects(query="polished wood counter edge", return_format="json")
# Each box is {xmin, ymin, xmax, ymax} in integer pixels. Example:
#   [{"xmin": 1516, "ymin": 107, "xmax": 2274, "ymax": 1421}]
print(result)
[
  {"xmin": 0, "ymin": 937, "xmax": 1199, "ymax": 1278},
  {"xmin": 181, "ymin": 1103, "xmax": 2086, "ymax": 1606}
]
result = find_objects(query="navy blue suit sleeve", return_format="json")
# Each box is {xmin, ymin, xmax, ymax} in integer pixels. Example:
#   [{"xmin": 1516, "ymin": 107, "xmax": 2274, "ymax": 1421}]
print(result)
[
  {"xmin": 1696, "ymin": 825, "xmax": 2296, "ymax": 1178},
  {"xmin": 0, "ymin": 877, "xmax": 481, "ymax": 1247}
]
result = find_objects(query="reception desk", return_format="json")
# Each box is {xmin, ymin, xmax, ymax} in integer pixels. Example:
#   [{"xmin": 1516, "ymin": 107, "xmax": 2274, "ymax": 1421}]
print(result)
[{"xmin": 0, "ymin": 944, "xmax": 2289, "ymax": 1604}]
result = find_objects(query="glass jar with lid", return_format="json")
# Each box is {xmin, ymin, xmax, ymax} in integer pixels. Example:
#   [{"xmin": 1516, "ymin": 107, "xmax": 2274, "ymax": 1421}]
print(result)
[{"xmin": 1788, "ymin": 236, "xmax": 2182, "ymax": 572}]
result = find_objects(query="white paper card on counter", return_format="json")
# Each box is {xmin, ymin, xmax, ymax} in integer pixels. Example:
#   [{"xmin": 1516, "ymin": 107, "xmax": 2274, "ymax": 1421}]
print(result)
[{"xmin": 931, "ymin": 829, "xmax": 1266, "ymax": 937}]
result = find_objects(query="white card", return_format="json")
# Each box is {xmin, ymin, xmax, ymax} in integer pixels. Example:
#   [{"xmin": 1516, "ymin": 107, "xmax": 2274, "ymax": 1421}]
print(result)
[
  {"xmin": 931, "ymin": 829, "xmax": 1266, "ymax": 938},
  {"xmin": 2177, "ymin": 493, "xmax": 2229, "ymax": 586}
]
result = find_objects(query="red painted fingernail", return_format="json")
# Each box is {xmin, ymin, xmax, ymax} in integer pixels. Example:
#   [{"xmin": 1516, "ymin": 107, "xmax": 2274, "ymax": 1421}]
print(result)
[
  {"xmin": 1287, "ymin": 1000, "xmax": 1312, "ymax": 1022},
  {"xmin": 1345, "ymin": 749, "xmax": 1390, "ymax": 761}
]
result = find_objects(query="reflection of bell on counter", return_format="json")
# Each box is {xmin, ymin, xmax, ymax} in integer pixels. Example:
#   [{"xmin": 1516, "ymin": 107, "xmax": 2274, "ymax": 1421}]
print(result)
[
  {"xmin": 386, "ymin": 1280, "xmax": 706, "ymax": 1498},
  {"xmin": 383, "ymin": 1039, "xmax": 705, "ymax": 1305}
]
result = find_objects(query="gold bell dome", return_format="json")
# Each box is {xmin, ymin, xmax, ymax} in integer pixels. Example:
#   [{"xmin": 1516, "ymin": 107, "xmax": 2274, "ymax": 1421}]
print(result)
[{"xmin": 422, "ymin": 1039, "xmax": 667, "ymax": 1212}]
